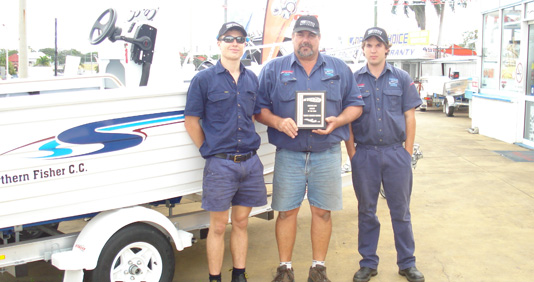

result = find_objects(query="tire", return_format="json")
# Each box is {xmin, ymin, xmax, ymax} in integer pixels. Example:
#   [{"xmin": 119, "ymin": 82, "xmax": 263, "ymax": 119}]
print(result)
[
  {"xmin": 84, "ymin": 223, "xmax": 175, "ymax": 282},
  {"xmin": 444, "ymin": 99, "xmax": 454, "ymax": 117}
]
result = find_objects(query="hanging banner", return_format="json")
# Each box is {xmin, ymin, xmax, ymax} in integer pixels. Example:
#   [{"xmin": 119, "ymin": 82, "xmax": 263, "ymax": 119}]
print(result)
[{"xmin": 262, "ymin": 0, "xmax": 299, "ymax": 64}]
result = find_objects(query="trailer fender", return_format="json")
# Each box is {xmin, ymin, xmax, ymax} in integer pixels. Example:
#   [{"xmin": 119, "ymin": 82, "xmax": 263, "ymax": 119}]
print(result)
[{"xmin": 51, "ymin": 206, "xmax": 193, "ymax": 272}]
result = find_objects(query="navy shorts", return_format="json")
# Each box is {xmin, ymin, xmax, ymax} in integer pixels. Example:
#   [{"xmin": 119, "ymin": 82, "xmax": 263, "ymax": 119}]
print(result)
[{"xmin": 201, "ymin": 154, "xmax": 267, "ymax": 212}]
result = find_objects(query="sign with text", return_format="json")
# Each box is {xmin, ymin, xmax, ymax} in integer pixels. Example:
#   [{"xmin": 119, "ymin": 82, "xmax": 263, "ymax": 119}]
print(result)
[{"xmin": 295, "ymin": 91, "xmax": 326, "ymax": 129}]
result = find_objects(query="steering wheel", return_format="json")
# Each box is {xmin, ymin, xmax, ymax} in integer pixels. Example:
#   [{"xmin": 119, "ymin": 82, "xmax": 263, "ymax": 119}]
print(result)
[{"xmin": 89, "ymin": 8, "xmax": 117, "ymax": 45}]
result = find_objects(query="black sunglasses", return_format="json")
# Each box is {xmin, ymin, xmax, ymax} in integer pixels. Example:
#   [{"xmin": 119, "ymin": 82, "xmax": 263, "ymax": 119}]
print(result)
[{"xmin": 220, "ymin": 36, "xmax": 246, "ymax": 44}]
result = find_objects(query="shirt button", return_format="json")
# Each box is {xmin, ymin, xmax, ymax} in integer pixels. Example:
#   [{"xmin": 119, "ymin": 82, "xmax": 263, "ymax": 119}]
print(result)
[
  {"xmin": 238, "ymin": 140, "xmax": 241, "ymax": 142},
  {"xmin": 379, "ymin": 139, "xmax": 383, "ymax": 142},
  {"xmin": 238, "ymin": 104, "xmax": 241, "ymax": 107},
  {"xmin": 238, "ymin": 128, "xmax": 242, "ymax": 131},
  {"xmin": 379, "ymin": 118, "xmax": 382, "ymax": 121},
  {"xmin": 377, "ymin": 108, "xmax": 381, "ymax": 111},
  {"xmin": 238, "ymin": 116, "xmax": 241, "ymax": 119}
]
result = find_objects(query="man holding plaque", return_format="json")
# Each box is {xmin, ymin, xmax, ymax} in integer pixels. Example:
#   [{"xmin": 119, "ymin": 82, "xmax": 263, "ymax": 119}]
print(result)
[
  {"xmin": 256, "ymin": 15, "xmax": 364, "ymax": 282},
  {"xmin": 346, "ymin": 27, "xmax": 424, "ymax": 282}
]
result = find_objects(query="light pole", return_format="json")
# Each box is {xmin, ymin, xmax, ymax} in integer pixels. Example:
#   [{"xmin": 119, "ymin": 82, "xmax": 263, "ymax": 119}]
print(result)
[
  {"xmin": 2, "ymin": 23, "xmax": 8, "ymax": 79},
  {"xmin": 18, "ymin": 0, "xmax": 28, "ymax": 78}
]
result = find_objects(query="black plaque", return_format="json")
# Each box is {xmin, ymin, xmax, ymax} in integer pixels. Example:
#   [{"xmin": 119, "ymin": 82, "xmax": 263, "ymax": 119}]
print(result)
[{"xmin": 295, "ymin": 91, "xmax": 326, "ymax": 129}]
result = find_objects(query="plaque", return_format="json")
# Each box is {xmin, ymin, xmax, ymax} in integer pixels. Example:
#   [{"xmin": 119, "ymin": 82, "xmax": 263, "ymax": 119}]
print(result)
[{"xmin": 295, "ymin": 91, "xmax": 326, "ymax": 129}]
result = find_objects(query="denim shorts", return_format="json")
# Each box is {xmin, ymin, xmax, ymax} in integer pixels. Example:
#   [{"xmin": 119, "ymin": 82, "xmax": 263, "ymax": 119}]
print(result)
[
  {"xmin": 271, "ymin": 144, "xmax": 342, "ymax": 211},
  {"xmin": 201, "ymin": 154, "xmax": 267, "ymax": 212}
]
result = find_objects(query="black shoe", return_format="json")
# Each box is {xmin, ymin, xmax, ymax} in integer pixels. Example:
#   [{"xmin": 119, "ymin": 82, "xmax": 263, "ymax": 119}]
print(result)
[
  {"xmin": 353, "ymin": 267, "xmax": 377, "ymax": 282},
  {"xmin": 399, "ymin": 267, "xmax": 425, "ymax": 282},
  {"xmin": 231, "ymin": 272, "xmax": 248, "ymax": 282}
]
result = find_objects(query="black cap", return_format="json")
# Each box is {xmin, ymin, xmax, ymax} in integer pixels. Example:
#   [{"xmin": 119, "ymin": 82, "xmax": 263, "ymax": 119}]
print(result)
[
  {"xmin": 217, "ymin": 22, "xmax": 247, "ymax": 39},
  {"xmin": 293, "ymin": 15, "xmax": 320, "ymax": 34},
  {"xmin": 363, "ymin": 27, "xmax": 389, "ymax": 45}
]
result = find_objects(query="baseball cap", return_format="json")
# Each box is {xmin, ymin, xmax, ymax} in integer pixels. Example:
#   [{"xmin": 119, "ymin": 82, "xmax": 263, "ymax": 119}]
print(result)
[
  {"xmin": 363, "ymin": 27, "xmax": 389, "ymax": 45},
  {"xmin": 217, "ymin": 22, "xmax": 247, "ymax": 39},
  {"xmin": 293, "ymin": 15, "xmax": 320, "ymax": 34}
]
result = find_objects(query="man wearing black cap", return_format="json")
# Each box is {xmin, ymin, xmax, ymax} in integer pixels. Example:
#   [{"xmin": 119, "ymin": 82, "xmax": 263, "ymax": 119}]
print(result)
[
  {"xmin": 345, "ymin": 27, "xmax": 424, "ymax": 282},
  {"xmin": 256, "ymin": 15, "xmax": 364, "ymax": 282},
  {"xmin": 185, "ymin": 21, "xmax": 267, "ymax": 282}
]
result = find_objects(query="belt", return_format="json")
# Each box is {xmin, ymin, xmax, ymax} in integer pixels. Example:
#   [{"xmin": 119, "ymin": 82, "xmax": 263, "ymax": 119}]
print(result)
[{"xmin": 213, "ymin": 151, "xmax": 256, "ymax": 162}]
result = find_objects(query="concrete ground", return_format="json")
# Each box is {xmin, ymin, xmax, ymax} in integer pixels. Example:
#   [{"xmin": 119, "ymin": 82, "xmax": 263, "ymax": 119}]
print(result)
[{"xmin": 1, "ymin": 107, "xmax": 534, "ymax": 282}]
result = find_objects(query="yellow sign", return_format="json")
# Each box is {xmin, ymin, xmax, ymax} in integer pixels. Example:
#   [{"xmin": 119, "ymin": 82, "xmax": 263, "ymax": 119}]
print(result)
[{"xmin": 408, "ymin": 30, "xmax": 430, "ymax": 45}]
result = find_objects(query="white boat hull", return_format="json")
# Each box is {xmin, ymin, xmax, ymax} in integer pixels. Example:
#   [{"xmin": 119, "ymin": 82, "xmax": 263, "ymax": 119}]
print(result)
[{"xmin": 0, "ymin": 86, "xmax": 275, "ymax": 230}]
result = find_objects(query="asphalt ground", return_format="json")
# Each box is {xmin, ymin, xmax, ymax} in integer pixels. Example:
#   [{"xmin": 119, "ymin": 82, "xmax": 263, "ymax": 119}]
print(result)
[{"xmin": 2, "ymin": 107, "xmax": 534, "ymax": 282}]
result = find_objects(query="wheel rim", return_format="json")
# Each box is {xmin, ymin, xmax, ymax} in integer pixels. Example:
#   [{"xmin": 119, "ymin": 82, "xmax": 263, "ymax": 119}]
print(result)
[{"xmin": 109, "ymin": 242, "xmax": 164, "ymax": 282}]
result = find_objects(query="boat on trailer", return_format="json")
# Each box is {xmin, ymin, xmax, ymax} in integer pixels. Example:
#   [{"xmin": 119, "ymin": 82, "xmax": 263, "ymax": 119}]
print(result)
[{"xmin": 0, "ymin": 5, "xmax": 275, "ymax": 281}]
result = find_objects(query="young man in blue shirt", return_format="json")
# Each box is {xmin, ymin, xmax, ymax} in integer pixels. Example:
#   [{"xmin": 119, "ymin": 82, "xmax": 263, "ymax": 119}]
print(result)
[
  {"xmin": 256, "ymin": 15, "xmax": 364, "ymax": 282},
  {"xmin": 185, "ymin": 22, "xmax": 267, "ymax": 282},
  {"xmin": 346, "ymin": 27, "xmax": 424, "ymax": 282}
]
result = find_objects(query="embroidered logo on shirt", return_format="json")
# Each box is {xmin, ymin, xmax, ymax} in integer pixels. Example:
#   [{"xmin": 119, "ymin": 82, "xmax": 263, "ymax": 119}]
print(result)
[
  {"xmin": 324, "ymin": 68, "xmax": 334, "ymax": 77},
  {"xmin": 281, "ymin": 70, "xmax": 293, "ymax": 76},
  {"xmin": 389, "ymin": 78, "xmax": 399, "ymax": 87},
  {"xmin": 357, "ymin": 83, "xmax": 365, "ymax": 89}
]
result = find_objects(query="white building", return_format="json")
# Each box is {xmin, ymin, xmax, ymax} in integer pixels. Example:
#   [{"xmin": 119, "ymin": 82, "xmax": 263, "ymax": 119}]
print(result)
[{"xmin": 473, "ymin": 0, "xmax": 534, "ymax": 147}]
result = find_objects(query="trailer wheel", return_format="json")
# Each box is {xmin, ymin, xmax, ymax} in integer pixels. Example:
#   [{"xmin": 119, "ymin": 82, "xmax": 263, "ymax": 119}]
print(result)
[
  {"xmin": 84, "ymin": 223, "xmax": 175, "ymax": 282},
  {"xmin": 444, "ymin": 100, "xmax": 454, "ymax": 117}
]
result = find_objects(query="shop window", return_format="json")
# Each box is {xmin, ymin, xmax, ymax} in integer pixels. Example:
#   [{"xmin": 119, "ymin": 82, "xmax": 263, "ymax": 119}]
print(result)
[
  {"xmin": 500, "ymin": 6, "xmax": 522, "ymax": 92},
  {"xmin": 481, "ymin": 11, "xmax": 500, "ymax": 90}
]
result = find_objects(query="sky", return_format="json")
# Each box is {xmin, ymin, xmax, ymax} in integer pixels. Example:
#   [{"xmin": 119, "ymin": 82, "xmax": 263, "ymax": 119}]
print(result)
[{"xmin": 0, "ymin": 0, "xmax": 481, "ymax": 54}]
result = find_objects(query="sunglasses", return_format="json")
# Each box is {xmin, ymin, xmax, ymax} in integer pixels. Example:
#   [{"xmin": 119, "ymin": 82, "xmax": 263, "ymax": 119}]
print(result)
[{"xmin": 220, "ymin": 36, "xmax": 246, "ymax": 44}]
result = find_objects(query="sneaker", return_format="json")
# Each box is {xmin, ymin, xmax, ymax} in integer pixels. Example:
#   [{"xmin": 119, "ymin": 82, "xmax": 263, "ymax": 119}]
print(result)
[
  {"xmin": 308, "ymin": 265, "xmax": 331, "ymax": 282},
  {"xmin": 272, "ymin": 265, "xmax": 295, "ymax": 282},
  {"xmin": 231, "ymin": 272, "xmax": 248, "ymax": 282}
]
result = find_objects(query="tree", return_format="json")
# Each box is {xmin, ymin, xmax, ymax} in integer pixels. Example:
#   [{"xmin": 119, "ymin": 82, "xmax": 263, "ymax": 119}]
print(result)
[
  {"xmin": 38, "ymin": 48, "xmax": 84, "ymax": 65},
  {"xmin": 460, "ymin": 29, "xmax": 478, "ymax": 50},
  {"xmin": 0, "ymin": 49, "xmax": 16, "ymax": 75},
  {"xmin": 35, "ymin": 56, "xmax": 51, "ymax": 66},
  {"xmin": 391, "ymin": 0, "xmax": 467, "ymax": 31}
]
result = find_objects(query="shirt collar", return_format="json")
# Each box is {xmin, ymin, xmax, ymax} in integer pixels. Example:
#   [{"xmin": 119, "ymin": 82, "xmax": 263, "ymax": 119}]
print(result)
[
  {"xmin": 290, "ymin": 52, "xmax": 325, "ymax": 69},
  {"xmin": 215, "ymin": 59, "xmax": 245, "ymax": 74},
  {"xmin": 359, "ymin": 62, "xmax": 393, "ymax": 78}
]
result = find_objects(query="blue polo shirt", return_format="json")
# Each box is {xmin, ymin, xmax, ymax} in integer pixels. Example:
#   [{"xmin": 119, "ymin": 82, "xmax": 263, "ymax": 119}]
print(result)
[
  {"xmin": 352, "ymin": 63, "xmax": 421, "ymax": 146},
  {"xmin": 257, "ymin": 53, "xmax": 364, "ymax": 152},
  {"xmin": 185, "ymin": 60, "xmax": 261, "ymax": 158}
]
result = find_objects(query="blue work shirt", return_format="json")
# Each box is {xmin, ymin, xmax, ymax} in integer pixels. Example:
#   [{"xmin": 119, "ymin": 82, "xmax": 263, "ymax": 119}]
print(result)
[
  {"xmin": 352, "ymin": 63, "xmax": 421, "ymax": 146},
  {"xmin": 257, "ymin": 53, "xmax": 364, "ymax": 152},
  {"xmin": 185, "ymin": 60, "xmax": 261, "ymax": 158}
]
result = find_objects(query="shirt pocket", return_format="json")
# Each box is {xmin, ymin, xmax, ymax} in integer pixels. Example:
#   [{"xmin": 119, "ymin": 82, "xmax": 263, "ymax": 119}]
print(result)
[
  {"xmin": 322, "ymin": 74, "xmax": 341, "ymax": 99},
  {"xmin": 383, "ymin": 89, "xmax": 402, "ymax": 113},
  {"xmin": 360, "ymin": 91, "xmax": 372, "ymax": 113},
  {"xmin": 207, "ymin": 91, "xmax": 232, "ymax": 121},
  {"xmin": 243, "ymin": 90, "xmax": 257, "ymax": 116},
  {"xmin": 323, "ymin": 75, "xmax": 342, "ymax": 113},
  {"xmin": 278, "ymin": 75, "xmax": 297, "ymax": 102}
]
